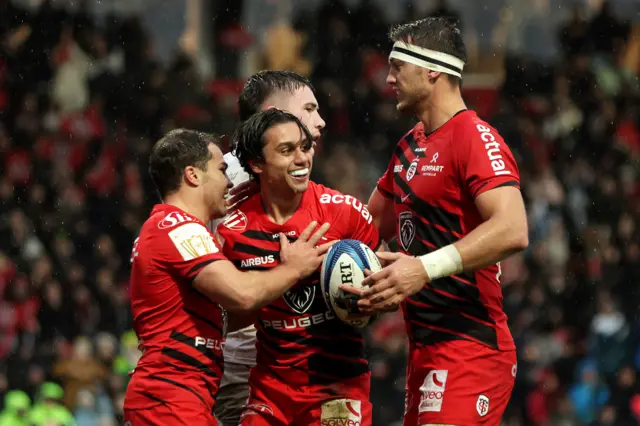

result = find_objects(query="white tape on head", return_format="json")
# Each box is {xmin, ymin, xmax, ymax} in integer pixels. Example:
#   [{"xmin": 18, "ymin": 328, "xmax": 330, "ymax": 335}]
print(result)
[{"xmin": 389, "ymin": 41, "xmax": 464, "ymax": 78}]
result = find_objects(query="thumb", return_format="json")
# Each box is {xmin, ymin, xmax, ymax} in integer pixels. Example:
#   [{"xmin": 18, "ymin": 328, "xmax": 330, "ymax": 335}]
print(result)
[{"xmin": 376, "ymin": 251, "xmax": 402, "ymax": 262}]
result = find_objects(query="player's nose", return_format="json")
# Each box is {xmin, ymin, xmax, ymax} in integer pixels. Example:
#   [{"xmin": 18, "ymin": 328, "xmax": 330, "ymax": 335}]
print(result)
[
  {"xmin": 386, "ymin": 71, "xmax": 396, "ymax": 86},
  {"xmin": 315, "ymin": 112, "xmax": 326, "ymax": 131}
]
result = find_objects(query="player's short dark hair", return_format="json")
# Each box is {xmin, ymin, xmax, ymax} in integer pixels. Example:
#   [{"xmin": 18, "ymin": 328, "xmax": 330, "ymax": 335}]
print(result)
[
  {"xmin": 238, "ymin": 70, "xmax": 315, "ymax": 121},
  {"xmin": 233, "ymin": 109, "xmax": 314, "ymax": 182},
  {"xmin": 149, "ymin": 129, "xmax": 222, "ymax": 199},
  {"xmin": 389, "ymin": 17, "xmax": 467, "ymax": 86}
]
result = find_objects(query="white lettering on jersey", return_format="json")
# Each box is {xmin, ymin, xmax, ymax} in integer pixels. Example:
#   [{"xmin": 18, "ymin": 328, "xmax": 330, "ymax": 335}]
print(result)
[
  {"xmin": 168, "ymin": 222, "xmax": 218, "ymax": 261},
  {"xmin": 476, "ymin": 124, "xmax": 511, "ymax": 176},
  {"xmin": 319, "ymin": 193, "xmax": 373, "ymax": 224},
  {"xmin": 241, "ymin": 255, "xmax": 275, "ymax": 267},
  {"xmin": 419, "ymin": 370, "xmax": 448, "ymax": 413},
  {"xmin": 158, "ymin": 211, "xmax": 196, "ymax": 230},
  {"xmin": 261, "ymin": 310, "xmax": 335, "ymax": 330},
  {"xmin": 194, "ymin": 336, "xmax": 224, "ymax": 351}
]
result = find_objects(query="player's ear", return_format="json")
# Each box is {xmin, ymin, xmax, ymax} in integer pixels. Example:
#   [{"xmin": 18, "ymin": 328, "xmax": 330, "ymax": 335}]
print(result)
[
  {"xmin": 184, "ymin": 165, "xmax": 200, "ymax": 187},
  {"xmin": 426, "ymin": 69, "xmax": 442, "ymax": 84},
  {"xmin": 248, "ymin": 160, "xmax": 263, "ymax": 176},
  {"xmin": 264, "ymin": 105, "xmax": 277, "ymax": 111}
]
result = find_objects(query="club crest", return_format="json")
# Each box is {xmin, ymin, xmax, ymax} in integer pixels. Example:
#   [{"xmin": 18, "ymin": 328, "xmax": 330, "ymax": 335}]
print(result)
[
  {"xmin": 283, "ymin": 285, "xmax": 316, "ymax": 314},
  {"xmin": 399, "ymin": 211, "xmax": 415, "ymax": 251}
]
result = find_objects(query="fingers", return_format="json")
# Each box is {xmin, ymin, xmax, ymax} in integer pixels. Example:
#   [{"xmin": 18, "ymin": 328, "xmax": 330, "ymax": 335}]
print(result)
[
  {"xmin": 298, "ymin": 221, "xmax": 318, "ymax": 242},
  {"xmin": 316, "ymin": 240, "xmax": 336, "ymax": 255},
  {"xmin": 279, "ymin": 232, "xmax": 289, "ymax": 249},
  {"xmin": 308, "ymin": 222, "xmax": 330, "ymax": 247},
  {"xmin": 362, "ymin": 267, "xmax": 390, "ymax": 288},
  {"xmin": 338, "ymin": 284, "xmax": 365, "ymax": 296},
  {"xmin": 376, "ymin": 251, "xmax": 403, "ymax": 262}
]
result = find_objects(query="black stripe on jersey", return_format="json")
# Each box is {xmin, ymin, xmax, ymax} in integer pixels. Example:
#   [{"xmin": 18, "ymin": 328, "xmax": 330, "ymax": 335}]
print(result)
[
  {"xmin": 241, "ymin": 230, "xmax": 277, "ymax": 242},
  {"xmin": 308, "ymin": 353, "xmax": 369, "ymax": 385},
  {"xmin": 409, "ymin": 231, "xmax": 476, "ymax": 283},
  {"xmin": 405, "ymin": 298, "xmax": 498, "ymax": 349},
  {"xmin": 232, "ymin": 242, "xmax": 280, "ymax": 259},
  {"xmin": 377, "ymin": 185, "xmax": 394, "ymax": 199},
  {"xmin": 187, "ymin": 259, "xmax": 218, "ymax": 279},
  {"xmin": 405, "ymin": 133, "xmax": 426, "ymax": 158},
  {"xmin": 409, "ymin": 326, "xmax": 473, "ymax": 347},
  {"xmin": 394, "ymin": 147, "xmax": 462, "ymax": 234},
  {"xmin": 162, "ymin": 360, "xmax": 186, "ymax": 372},
  {"xmin": 169, "ymin": 330, "xmax": 224, "ymax": 365},
  {"xmin": 148, "ymin": 374, "xmax": 208, "ymax": 408},
  {"xmin": 413, "ymin": 284, "xmax": 492, "ymax": 324},
  {"xmin": 262, "ymin": 327, "xmax": 365, "ymax": 360},
  {"xmin": 473, "ymin": 180, "xmax": 520, "ymax": 198},
  {"xmin": 140, "ymin": 391, "xmax": 168, "ymax": 405},
  {"xmin": 161, "ymin": 347, "xmax": 221, "ymax": 377},
  {"xmin": 183, "ymin": 307, "xmax": 223, "ymax": 334}
]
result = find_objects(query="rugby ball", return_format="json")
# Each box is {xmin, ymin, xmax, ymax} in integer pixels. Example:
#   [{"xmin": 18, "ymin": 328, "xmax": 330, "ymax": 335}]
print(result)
[{"xmin": 321, "ymin": 240, "xmax": 382, "ymax": 328}]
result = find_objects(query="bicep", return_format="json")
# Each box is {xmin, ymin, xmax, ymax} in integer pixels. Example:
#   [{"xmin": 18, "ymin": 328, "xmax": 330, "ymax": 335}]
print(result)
[
  {"xmin": 474, "ymin": 186, "xmax": 526, "ymax": 225},
  {"xmin": 368, "ymin": 188, "xmax": 396, "ymax": 242},
  {"xmin": 193, "ymin": 260, "xmax": 251, "ymax": 311}
]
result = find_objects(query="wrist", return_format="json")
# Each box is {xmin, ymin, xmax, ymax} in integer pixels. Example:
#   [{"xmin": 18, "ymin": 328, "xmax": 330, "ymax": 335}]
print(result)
[{"xmin": 419, "ymin": 245, "xmax": 463, "ymax": 281}]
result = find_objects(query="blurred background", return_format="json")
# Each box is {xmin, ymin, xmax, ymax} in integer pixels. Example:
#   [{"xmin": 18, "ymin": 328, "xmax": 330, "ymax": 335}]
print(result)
[{"xmin": 0, "ymin": 0, "xmax": 639, "ymax": 425}]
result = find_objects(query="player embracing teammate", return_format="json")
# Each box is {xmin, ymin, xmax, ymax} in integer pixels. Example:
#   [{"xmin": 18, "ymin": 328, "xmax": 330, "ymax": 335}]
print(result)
[{"xmin": 349, "ymin": 17, "xmax": 528, "ymax": 426}]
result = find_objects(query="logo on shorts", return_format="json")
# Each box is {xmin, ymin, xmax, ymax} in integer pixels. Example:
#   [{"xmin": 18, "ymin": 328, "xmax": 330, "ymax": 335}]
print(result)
[
  {"xmin": 512, "ymin": 363, "xmax": 517, "ymax": 377},
  {"xmin": 283, "ymin": 285, "xmax": 316, "ymax": 314},
  {"xmin": 399, "ymin": 211, "xmax": 415, "ymax": 251},
  {"xmin": 419, "ymin": 370, "xmax": 448, "ymax": 413},
  {"xmin": 321, "ymin": 399, "xmax": 362, "ymax": 426},
  {"xmin": 124, "ymin": 422, "xmax": 132, "ymax": 426},
  {"xmin": 476, "ymin": 394, "xmax": 490, "ymax": 417}
]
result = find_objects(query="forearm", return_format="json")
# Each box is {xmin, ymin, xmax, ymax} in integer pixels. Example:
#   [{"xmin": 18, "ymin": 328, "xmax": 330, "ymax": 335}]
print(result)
[
  {"xmin": 231, "ymin": 265, "xmax": 301, "ymax": 313},
  {"xmin": 454, "ymin": 216, "xmax": 528, "ymax": 271}
]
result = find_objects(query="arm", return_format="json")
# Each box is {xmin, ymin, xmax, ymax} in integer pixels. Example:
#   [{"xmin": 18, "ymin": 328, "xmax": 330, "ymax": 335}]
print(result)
[
  {"xmin": 367, "ymin": 188, "xmax": 396, "ymax": 243},
  {"xmin": 194, "ymin": 259, "xmax": 300, "ymax": 313},
  {"xmin": 453, "ymin": 186, "xmax": 528, "ymax": 271},
  {"xmin": 194, "ymin": 221, "xmax": 332, "ymax": 313}
]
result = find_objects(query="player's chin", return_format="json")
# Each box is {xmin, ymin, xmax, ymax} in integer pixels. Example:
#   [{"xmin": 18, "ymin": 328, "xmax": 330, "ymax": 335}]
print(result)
[{"xmin": 287, "ymin": 176, "xmax": 310, "ymax": 193}]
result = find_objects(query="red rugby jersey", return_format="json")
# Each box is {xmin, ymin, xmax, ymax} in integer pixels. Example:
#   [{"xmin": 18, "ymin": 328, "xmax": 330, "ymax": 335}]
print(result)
[
  {"xmin": 125, "ymin": 204, "xmax": 226, "ymax": 411},
  {"xmin": 217, "ymin": 181, "xmax": 381, "ymax": 386},
  {"xmin": 377, "ymin": 110, "xmax": 520, "ymax": 351}
]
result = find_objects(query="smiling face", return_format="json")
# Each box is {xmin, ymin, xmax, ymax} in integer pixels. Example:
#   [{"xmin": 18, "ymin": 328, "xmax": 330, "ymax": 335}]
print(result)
[{"xmin": 250, "ymin": 121, "xmax": 313, "ymax": 195}]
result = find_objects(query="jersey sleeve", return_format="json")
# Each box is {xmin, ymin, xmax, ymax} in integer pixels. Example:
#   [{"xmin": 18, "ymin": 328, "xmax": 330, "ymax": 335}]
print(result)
[
  {"xmin": 161, "ymin": 222, "xmax": 227, "ymax": 281},
  {"xmin": 461, "ymin": 122, "xmax": 521, "ymax": 198},
  {"xmin": 376, "ymin": 155, "xmax": 395, "ymax": 199}
]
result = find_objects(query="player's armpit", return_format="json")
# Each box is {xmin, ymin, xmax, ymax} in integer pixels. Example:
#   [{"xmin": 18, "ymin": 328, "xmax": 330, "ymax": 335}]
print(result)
[
  {"xmin": 225, "ymin": 312, "xmax": 258, "ymax": 334},
  {"xmin": 454, "ymin": 186, "xmax": 528, "ymax": 272},
  {"xmin": 367, "ymin": 188, "xmax": 396, "ymax": 242}
]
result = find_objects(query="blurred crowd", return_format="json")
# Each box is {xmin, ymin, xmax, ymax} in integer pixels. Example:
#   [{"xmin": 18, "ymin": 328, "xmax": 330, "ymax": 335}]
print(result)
[{"xmin": 0, "ymin": 0, "xmax": 639, "ymax": 425}]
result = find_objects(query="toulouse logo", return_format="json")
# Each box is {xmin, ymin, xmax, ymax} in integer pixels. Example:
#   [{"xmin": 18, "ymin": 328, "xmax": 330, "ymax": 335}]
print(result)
[
  {"xmin": 398, "ymin": 211, "xmax": 415, "ymax": 251},
  {"xmin": 223, "ymin": 211, "xmax": 248, "ymax": 231},
  {"xmin": 283, "ymin": 285, "xmax": 316, "ymax": 314},
  {"xmin": 406, "ymin": 160, "xmax": 418, "ymax": 182}
]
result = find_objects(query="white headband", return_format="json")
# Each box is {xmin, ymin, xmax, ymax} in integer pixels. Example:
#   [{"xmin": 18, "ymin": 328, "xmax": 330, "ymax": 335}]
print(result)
[{"xmin": 389, "ymin": 41, "xmax": 465, "ymax": 78}]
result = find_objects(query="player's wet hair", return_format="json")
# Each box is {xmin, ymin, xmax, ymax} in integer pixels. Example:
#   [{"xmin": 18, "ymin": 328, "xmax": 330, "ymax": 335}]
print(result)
[
  {"xmin": 389, "ymin": 17, "xmax": 467, "ymax": 86},
  {"xmin": 238, "ymin": 70, "xmax": 315, "ymax": 121},
  {"xmin": 149, "ymin": 129, "xmax": 222, "ymax": 199},
  {"xmin": 233, "ymin": 109, "xmax": 314, "ymax": 182}
]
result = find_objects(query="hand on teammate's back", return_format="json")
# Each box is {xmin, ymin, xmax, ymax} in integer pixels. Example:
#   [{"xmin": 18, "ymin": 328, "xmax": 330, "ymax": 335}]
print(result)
[
  {"xmin": 279, "ymin": 221, "xmax": 334, "ymax": 280},
  {"xmin": 225, "ymin": 180, "xmax": 259, "ymax": 211}
]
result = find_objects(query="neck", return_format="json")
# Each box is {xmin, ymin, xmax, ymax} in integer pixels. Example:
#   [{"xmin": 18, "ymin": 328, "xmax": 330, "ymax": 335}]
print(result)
[
  {"xmin": 417, "ymin": 83, "xmax": 467, "ymax": 133},
  {"xmin": 163, "ymin": 192, "xmax": 209, "ymax": 223},
  {"xmin": 261, "ymin": 184, "xmax": 304, "ymax": 225}
]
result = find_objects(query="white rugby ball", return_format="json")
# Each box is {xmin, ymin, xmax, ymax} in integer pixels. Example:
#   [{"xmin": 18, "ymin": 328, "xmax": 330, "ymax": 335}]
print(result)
[{"xmin": 321, "ymin": 239, "xmax": 382, "ymax": 328}]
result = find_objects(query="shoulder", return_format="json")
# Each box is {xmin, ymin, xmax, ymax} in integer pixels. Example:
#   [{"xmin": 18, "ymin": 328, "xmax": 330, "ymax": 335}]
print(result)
[
  {"xmin": 455, "ymin": 110, "xmax": 504, "ymax": 142},
  {"xmin": 312, "ymin": 183, "xmax": 373, "ymax": 225},
  {"xmin": 216, "ymin": 193, "xmax": 262, "ymax": 238},
  {"xmin": 142, "ymin": 205, "xmax": 205, "ymax": 240}
]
